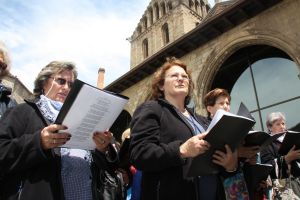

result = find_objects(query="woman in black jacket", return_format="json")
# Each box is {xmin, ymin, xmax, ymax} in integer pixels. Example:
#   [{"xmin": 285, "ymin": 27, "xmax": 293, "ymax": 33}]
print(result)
[
  {"xmin": 129, "ymin": 57, "xmax": 237, "ymax": 200},
  {"xmin": 261, "ymin": 112, "xmax": 300, "ymax": 198},
  {"xmin": 0, "ymin": 61, "xmax": 114, "ymax": 200}
]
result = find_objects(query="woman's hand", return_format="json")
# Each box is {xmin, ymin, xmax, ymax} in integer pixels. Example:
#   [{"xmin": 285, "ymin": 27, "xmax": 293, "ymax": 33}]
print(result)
[
  {"xmin": 284, "ymin": 145, "xmax": 300, "ymax": 164},
  {"xmin": 179, "ymin": 132, "xmax": 210, "ymax": 158},
  {"xmin": 213, "ymin": 144, "xmax": 238, "ymax": 172},
  {"xmin": 40, "ymin": 124, "xmax": 71, "ymax": 150},
  {"xmin": 93, "ymin": 130, "xmax": 113, "ymax": 152}
]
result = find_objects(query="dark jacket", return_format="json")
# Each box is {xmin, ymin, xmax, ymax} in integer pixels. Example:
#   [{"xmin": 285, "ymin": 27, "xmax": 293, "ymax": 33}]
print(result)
[
  {"xmin": 0, "ymin": 84, "xmax": 17, "ymax": 119},
  {"xmin": 0, "ymin": 99, "xmax": 108, "ymax": 200},
  {"xmin": 261, "ymin": 140, "xmax": 300, "ymax": 179},
  {"xmin": 129, "ymin": 99, "xmax": 210, "ymax": 200},
  {"xmin": 0, "ymin": 99, "xmax": 64, "ymax": 200}
]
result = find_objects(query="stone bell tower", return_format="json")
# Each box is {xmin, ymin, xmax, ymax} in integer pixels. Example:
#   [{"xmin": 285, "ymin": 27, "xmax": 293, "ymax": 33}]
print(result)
[{"xmin": 128, "ymin": 0, "xmax": 211, "ymax": 69}]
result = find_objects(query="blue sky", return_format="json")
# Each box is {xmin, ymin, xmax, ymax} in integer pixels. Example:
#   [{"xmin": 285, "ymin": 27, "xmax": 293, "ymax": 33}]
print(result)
[{"xmin": 0, "ymin": 0, "xmax": 215, "ymax": 91}]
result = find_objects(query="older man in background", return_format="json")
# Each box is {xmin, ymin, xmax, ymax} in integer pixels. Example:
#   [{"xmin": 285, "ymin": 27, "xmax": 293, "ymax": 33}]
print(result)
[{"xmin": 0, "ymin": 41, "xmax": 17, "ymax": 118}]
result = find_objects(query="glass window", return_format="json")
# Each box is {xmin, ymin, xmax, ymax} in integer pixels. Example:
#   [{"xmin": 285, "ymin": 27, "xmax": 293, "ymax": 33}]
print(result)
[
  {"xmin": 211, "ymin": 45, "xmax": 300, "ymax": 133},
  {"xmin": 260, "ymin": 99, "xmax": 300, "ymax": 132},
  {"xmin": 250, "ymin": 111, "xmax": 262, "ymax": 131},
  {"xmin": 230, "ymin": 68, "xmax": 257, "ymax": 113},
  {"xmin": 252, "ymin": 58, "xmax": 300, "ymax": 107}
]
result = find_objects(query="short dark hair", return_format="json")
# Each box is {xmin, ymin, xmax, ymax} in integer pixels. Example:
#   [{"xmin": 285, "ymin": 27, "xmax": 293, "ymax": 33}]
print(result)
[{"xmin": 204, "ymin": 88, "xmax": 231, "ymax": 116}]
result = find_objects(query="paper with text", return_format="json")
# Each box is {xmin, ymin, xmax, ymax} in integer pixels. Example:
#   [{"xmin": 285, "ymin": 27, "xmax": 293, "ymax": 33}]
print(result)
[{"xmin": 56, "ymin": 80, "xmax": 128, "ymax": 150}]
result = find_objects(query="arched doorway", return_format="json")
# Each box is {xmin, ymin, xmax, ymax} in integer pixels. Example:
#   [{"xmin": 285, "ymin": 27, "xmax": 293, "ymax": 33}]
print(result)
[
  {"xmin": 211, "ymin": 45, "xmax": 300, "ymax": 132},
  {"xmin": 110, "ymin": 110, "xmax": 132, "ymax": 143}
]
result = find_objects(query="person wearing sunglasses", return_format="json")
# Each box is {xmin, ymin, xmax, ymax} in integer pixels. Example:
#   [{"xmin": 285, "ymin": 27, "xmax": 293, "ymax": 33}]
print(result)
[
  {"xmin": 0, "ymin": 41, "xmax": 17, "ymax": 119},
  {"xmin": 0, "ymin": 61, "xmax": 116, "ymax": 200}
]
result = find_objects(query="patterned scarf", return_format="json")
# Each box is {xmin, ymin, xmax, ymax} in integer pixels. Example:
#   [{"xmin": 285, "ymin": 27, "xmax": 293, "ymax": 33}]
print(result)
[
  {"xmin": 36, "ymin": 95, "xmax": 93, "ymax": 200},
  {"xmin": 36, "ymin": 95, "xmax": 63, "ymax": 123}
]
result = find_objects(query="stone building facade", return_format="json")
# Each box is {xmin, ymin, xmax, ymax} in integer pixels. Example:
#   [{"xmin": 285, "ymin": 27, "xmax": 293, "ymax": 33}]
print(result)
[
  {"xmin": 130, "ymin": 0, "xmax": 210, "ymax": 68},
  {"xmin": 106, "ymin": 0, "xmax": 300, "ymax": 132},
  {"xmin": 1, "ymin": 74, "xmax": 33, "ymax": 104}
]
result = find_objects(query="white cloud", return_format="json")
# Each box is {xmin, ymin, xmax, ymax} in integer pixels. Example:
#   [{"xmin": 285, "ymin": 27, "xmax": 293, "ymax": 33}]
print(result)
[
  {"xmin": 0, "ymin": 0, "xmax": 149, "ymax": 91},
  {"xmin": 1, "ymin": 0, "xmax": 216, "ymax": 92}
]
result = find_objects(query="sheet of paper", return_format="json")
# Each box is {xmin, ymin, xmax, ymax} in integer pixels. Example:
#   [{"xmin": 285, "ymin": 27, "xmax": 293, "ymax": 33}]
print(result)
[{"xmin": 56, "ymin": 80, "xmax": 128, "ymax": 150}]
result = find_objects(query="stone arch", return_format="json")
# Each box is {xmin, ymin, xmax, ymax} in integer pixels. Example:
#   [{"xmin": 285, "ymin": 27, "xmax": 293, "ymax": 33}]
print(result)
[
  {"xmin": 142, "ymin": 38, "xmax": 149, "ymax": 58},
  {"xmin": 154, "ymin": 2, "xmax": 160, "ymax": 21},
  {"xmin": 162, "ymin": 23, "xmax": 170, "ymax": 45},
  {"xmin": 110, "ymin": 109, "xmax": 132, "ymax": 143},
  {"xmin": 148, "ymin": 7, "xmax": 154, "ymax": 25},
  {"xmin": 167, "ymin": 1, "xmax": 173, "ymax": 11},
  {"xmin": 195, "ymin": 30, "xmax": 300, "ymax": 109},
  {"xmin": 161, "ymin": 2, "xmax": 166, "ymax": 16}
]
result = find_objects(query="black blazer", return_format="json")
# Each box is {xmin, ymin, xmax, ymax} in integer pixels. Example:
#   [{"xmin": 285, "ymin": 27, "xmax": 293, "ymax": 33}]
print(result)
[
  {"xmin": 0, "ymin": 99, "xmax": 108, "ymax": 200},
  {"xmin": 0, "ymin": 100, "xmax": 64, "ymax": 200},
  {"xmin": 261, "ymin": 141, "xmax": 300, "ymax": 179},
  {"xmin": 129, "ymin": 99, "xmax": 210, "ymax": 200}
]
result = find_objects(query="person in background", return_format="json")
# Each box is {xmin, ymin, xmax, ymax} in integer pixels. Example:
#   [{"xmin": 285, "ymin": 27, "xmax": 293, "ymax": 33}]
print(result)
[
  {"xmin": 0, "ymin": 61, "xmax": 114, "ymax": 200},
  {"xmin": 121, "ymin": 128, "xmax": 141, "ymax": 200},
  {"xmin": 0, "ymin": 41, "xmax": 11, "ymax": 78},
  {"xmin": 0, "ymin": 41, "xmax": 17, "ymax": 118},
  {"xmin": 204, "ymin": 88, "xmax": 259, "ymax": 164},
  {"xmin": 129, "ymin": 57, "xmax": 236, "ymax": 200},
  {"xmin": 261, "ymin": 112, "xmax": 300, "ymax": 199},
  {"xmin": 204, "ymin": 88, "xmax": 261, "ymax": 199}
]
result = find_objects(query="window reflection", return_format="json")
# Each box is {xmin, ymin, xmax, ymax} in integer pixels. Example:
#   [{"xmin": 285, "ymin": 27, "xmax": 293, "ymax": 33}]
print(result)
[
  {"xmin": 230, "ymin": 57, "xmax": 300, "ymax": 132},
  {"xmin": 230, "ymin": 69, "xmax": 257, "ymax": 113},
  {"xmin": 210, "ymin": 45, "xmax": 300, "ymax": 133},
  {"xmin": 252, "ymin": 58, "xmax": 300, "ymax": 107},
  {"xmin": 250, "ymin": 111, "xmax": 262, "ymax": 131}
]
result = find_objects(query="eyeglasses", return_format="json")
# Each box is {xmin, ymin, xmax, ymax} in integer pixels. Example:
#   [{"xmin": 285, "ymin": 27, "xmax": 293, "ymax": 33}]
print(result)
[
  {"xmin": 165, "ymin": 73, "xmax": 190, "ymax": 81},
  {"xmin": 49, "ymin": 77, "xmax": 74, "ymax": 88}
]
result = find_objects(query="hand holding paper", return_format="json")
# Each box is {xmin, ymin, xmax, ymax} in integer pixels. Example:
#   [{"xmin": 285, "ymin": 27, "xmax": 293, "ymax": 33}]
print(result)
[{"xmin": 55, "ymin": 79, "xmax": 129, "ymax": 150}]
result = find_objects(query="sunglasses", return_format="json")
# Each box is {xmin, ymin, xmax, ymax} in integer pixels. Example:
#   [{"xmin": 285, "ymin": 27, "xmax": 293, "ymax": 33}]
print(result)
[
  {"xmin": 50, "ymin": 77, "xmax": 74, "ymax": 88},
  {"xmin": 0, "ymin": 61, "xmax": 7, "ymax": 70}
]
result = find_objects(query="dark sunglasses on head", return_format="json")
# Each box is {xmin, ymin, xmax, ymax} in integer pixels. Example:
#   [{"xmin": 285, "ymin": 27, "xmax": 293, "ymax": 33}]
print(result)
[{"xmin": 50, "ymin": 77, "xmax": 74, "ymax": 88}]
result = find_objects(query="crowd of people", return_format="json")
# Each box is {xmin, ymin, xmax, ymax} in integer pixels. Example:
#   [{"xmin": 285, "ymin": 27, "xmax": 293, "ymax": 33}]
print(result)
[{"xmin": 0, "ymin": 40, "xmax": 299, "ymax": 200}]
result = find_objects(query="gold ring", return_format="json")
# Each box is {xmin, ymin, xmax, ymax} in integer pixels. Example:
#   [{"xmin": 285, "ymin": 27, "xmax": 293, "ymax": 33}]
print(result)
[
  {"xmin": 100, "ymin": 140, "xmax": 105, "ymax": 144},
  {"xmin": 53, "ymin": 139, "xmax": 56, "ymax": 144}
]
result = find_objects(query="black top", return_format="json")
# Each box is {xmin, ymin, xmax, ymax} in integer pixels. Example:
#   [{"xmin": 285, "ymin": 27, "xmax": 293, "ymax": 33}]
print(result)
[
  {"xmin": 0, "ymin": 99, "xmax": 109, "ymax": 200},
  {"xmin": 261, "ymin": 140, "xmax": 300, "ymax": 179},
  {"xmin": 129, "ymin": 98, "xmax": 212, "ymax": 200}
]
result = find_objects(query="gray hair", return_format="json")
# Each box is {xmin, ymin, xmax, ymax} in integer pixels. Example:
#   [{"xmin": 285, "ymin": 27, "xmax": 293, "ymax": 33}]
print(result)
[
  {"xmin": 266, "ymin": 112, "xmax": 286, "ymax": 129},
  {"xmin": 33, "ymin": 61, "xmax": 78, "ymax": 97},
  {"xmin": 0, "ymin": 41, "xmax": 11, "ymax": 77}
]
